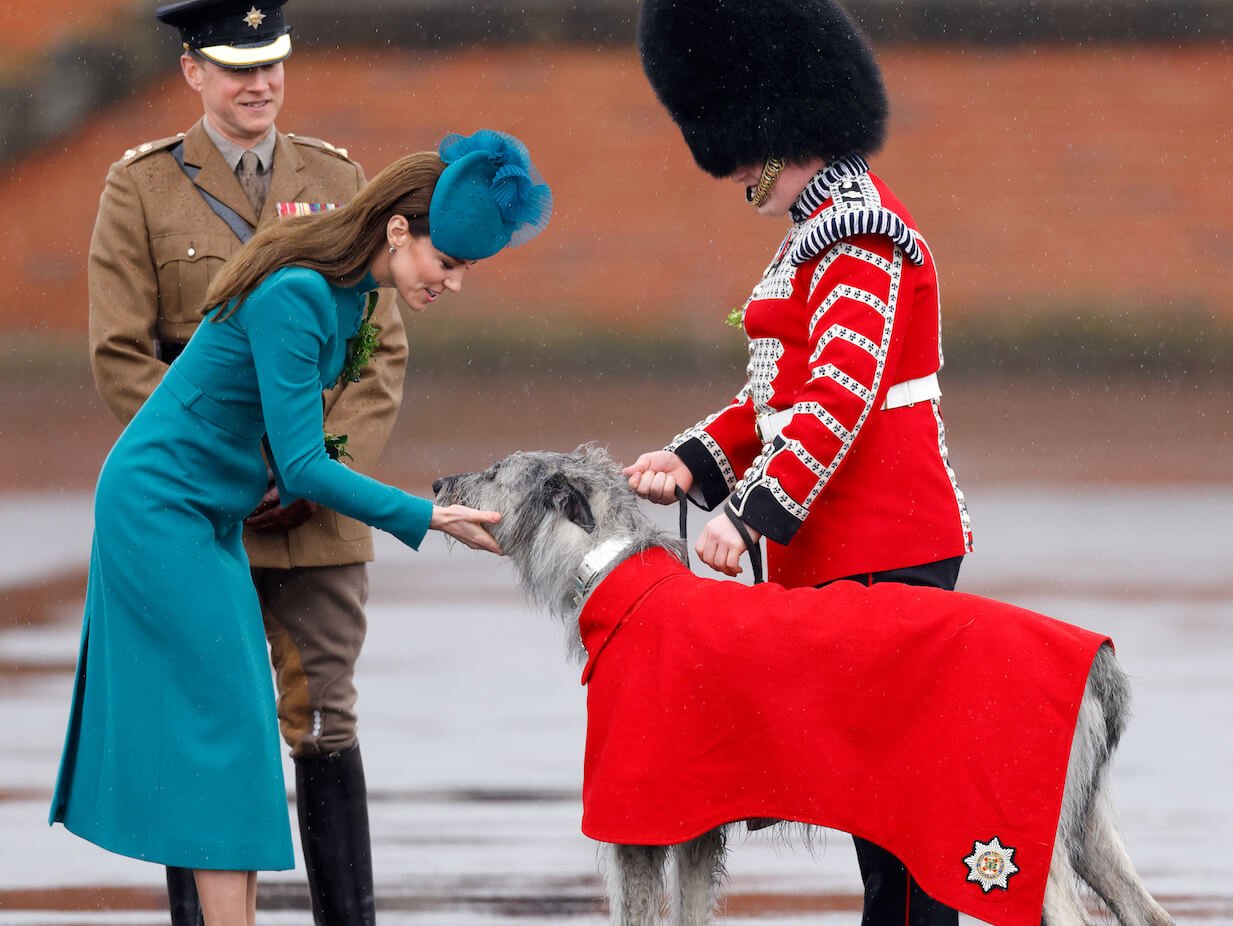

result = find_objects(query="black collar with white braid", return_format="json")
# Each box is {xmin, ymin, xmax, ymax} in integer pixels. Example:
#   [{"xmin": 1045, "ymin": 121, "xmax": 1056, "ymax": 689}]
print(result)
[
  {"xmin": 789, "ymin": 154, "xmax": 871, "ymax": 222},
  {"xmin": 787, "ymin": 154, "xmax": 924, "ymax": 268}
]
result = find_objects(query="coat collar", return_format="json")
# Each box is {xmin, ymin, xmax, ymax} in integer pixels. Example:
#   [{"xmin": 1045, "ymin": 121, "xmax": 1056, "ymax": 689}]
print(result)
[
  {"xmin": 181, "ymin": 119, "xmax": 308, "ymax": 227},
  {"xmin": 200, "ymin": 118, "xmax": 276, "ymax": 172},
  {"xmin": 578, "ymin": 546, "xmax": 689, "ymax": 684},
  {"xmin": 789, "ymin": 153, "xmax": 872, "ymax": 223}
]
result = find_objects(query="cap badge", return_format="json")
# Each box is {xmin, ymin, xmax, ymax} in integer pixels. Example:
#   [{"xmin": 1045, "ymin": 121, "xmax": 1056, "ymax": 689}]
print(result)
[
  {"xmin": 963, "ymin": 836, "xmax": 1020, "ymax": 892},
  {"xmin": 242, "ymin": 6, "xmax": 266, "ymax": 29}
]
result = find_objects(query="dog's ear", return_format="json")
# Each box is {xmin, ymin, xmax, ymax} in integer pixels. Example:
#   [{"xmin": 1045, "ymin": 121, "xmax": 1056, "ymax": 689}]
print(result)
[
  {"xmin": 545, "ymin": 472, "xmax": 596, "ymax": 533},
  {"xmin": 573, "ymin": 442, "xmax": 611, "ymax": 467}
]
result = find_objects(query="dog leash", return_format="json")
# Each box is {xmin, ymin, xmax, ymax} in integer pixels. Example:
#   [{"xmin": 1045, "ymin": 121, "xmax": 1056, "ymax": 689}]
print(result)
[
  {"xmin": 674, "ymin": 488, "xmax": 764, "ymax": 584},
  {"xmin": 674, "ymin": 486, "xmax": 690, "ymax": 564}
]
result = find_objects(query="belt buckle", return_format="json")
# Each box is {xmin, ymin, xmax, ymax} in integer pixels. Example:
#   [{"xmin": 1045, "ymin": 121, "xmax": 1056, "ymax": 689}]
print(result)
[{"xmin": 756, "ymin": 415, "xmax": 776, "ymax": 443}]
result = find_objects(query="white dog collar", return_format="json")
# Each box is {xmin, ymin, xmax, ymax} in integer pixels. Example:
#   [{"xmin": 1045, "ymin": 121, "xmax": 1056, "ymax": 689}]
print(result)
[{"xmin": 573, "ymin": 536, "xmax": 639, "ymax": 607}]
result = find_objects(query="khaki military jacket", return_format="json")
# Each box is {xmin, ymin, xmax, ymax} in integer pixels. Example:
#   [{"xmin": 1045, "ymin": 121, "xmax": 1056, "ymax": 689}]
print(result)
[{"xmin": 88, "ymin": 118, "xmax": 409, "ymax": 569}]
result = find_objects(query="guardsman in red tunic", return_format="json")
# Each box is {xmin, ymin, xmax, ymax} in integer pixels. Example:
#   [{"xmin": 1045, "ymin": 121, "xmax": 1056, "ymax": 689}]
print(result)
[{"xmin": 625, "ymin": 1, "xmax": 973, "ymax": 923}]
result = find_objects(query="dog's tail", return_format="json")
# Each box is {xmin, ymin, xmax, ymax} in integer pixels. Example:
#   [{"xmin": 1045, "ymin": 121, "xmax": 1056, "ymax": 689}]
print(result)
[{"xmin": 1089, "ymin": 643, "xmax": 1131, "ymax": 759}]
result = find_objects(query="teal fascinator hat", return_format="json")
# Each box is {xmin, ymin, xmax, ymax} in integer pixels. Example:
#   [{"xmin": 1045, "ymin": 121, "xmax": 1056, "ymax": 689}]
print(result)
[{"xmin": 429, "ymin": 129, "xmax": 553, "ymax": 261}]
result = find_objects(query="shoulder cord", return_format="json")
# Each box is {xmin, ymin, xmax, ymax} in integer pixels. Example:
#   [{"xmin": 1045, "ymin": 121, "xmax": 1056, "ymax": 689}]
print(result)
[{"xmin": 674, "ymin": 487, "xmax": 765, "ymax": 585}]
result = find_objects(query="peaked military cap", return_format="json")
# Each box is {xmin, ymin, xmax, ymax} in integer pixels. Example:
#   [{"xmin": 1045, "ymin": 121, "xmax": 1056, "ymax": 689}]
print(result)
[
  {"xmin": 637, "ymin": 0, "xmax": 888, "ymax": 177},
  {"xmin": 156, "ymin": 0, "xmax": 292, "ymax": 69}
]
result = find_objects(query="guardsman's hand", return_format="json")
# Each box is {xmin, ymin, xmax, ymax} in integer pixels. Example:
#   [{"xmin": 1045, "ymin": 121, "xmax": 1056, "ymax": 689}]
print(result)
[
  {"xmin": 245, "ymin": 485, "xmax": 317, "ymax": 532},
  {"xmin": 622, "ymin": 451, "xmax": 693, "ymax": 504},
  {"xmin": 697, "ymin": 512, "xmax": 761, "ymax": 577}
]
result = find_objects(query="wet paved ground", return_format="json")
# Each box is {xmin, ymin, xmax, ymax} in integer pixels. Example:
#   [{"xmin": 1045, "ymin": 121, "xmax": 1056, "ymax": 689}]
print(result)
[{"xmin": 2, "ymin": 484, "xmax": 1231, "ymax": 924}]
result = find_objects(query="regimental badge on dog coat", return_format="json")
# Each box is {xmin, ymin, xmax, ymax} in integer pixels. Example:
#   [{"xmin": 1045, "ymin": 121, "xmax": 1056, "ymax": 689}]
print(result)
[
  {"xmin": 577, "ymin": 548, "xmax": 1108, "ymax": 926},
  {"xmin": 965, "ymin": 837, "xmax": 1021, "ymax": 893}
]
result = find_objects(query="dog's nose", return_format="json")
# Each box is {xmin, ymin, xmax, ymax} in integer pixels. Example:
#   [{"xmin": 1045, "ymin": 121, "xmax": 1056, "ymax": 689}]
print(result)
[{"xmin": 431, "ymin": 477, "xmax": 444, "ymax": 495}]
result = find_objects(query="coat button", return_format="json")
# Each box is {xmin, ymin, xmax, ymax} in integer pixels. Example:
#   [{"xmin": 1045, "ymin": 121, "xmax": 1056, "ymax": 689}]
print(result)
[{"xmin": 187, "ymin": 247, "xmax": 196, "ymax": 257}]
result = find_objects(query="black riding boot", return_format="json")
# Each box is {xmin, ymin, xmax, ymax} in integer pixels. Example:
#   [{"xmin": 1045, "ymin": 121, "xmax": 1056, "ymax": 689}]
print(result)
[
  {"xmin": 854, "ymin": 836, "xmax": 958, "ymax": 926},
  {"xmin": 295, "ymin": 744, "xmax": 376, "ymax": 926},
  {"xmin": 166, "ymin": 866, "xmax": 204, "ymax": 926}
]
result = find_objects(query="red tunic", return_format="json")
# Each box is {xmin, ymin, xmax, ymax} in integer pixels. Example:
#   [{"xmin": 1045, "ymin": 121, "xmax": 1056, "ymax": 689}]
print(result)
[
  {"xmin": 579, "ymin": 548, "xmax": 1109, "ymax": 926},
  {"xmin": 669, "ymin": 157, "xmax": 972, "ymax": 586}
]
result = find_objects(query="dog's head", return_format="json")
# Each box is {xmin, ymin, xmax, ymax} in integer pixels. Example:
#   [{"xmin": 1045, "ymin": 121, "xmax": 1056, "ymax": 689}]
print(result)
[
  {"xmin": 433, "ymin": 446, "xmax": 610, "ymax": 548},
  {"xmin": 433, "ymin": 445, "xmax": 678, "ymax": 624}
]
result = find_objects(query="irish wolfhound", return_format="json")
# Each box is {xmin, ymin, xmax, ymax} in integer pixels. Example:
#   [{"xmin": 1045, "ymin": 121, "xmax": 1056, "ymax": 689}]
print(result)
[{"xmin": 433, "ymin": 446, "xmax": 1172, "ymax": 926}]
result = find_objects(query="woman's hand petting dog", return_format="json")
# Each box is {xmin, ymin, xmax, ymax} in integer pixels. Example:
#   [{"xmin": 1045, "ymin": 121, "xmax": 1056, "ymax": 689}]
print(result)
[
  {"xmin": 431, "ymin": 505, "xmax": 504, "ymax": 554},
  {"xmin": 623, "ymin": 451, "xmax": 694, "ymax": 504}
]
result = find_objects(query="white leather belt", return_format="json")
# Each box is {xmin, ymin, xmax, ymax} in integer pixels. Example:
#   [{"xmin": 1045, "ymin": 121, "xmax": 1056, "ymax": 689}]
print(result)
[
  {"xmin": 755, "ymin": 409, "xmax": 795, "ymax": 443},
  {"xmin": 754, "ymin": 373, "xmax": 942, "ymax": 442},
  {"xmin": 882, "ymin": 372, "xmax": 941, "ymax": 410}
]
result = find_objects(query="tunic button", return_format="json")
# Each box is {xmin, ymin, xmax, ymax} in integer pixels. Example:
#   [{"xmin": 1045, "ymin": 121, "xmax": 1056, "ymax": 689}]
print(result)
[{"xmin": 187, "ymin": 247, "xmax": 196, "ymax": 257}]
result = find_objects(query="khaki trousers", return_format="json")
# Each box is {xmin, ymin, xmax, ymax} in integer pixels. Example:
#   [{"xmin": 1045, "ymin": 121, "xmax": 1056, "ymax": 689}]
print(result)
[{"xmin": 253, "ymin": 563, "xmax": 370, "ymax": 758}]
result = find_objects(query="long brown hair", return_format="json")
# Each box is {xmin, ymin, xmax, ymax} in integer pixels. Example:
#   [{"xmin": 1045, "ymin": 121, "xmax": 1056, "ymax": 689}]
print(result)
[{"xmin": 204, "ymin": 151, "xmax": 446, "ymax": 319}]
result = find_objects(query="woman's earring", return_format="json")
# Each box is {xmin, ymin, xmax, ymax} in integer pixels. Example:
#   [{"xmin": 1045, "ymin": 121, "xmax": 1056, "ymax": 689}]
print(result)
[{"xmin": 388, "ymin": 246, "xmax": 397, "ymax": 254}]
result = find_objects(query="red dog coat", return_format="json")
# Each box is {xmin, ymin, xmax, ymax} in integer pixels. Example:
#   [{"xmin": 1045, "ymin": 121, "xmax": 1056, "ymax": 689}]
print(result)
[{"xmin": 578, "ymin": 548, "xmax": 1108, "ymax": 926}]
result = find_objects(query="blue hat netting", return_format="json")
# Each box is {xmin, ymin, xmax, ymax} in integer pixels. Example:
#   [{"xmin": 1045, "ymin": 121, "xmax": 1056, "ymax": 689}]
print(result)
[{"xmin": 437, "ymin": 130, "xmax": 553, "ymax": 248}]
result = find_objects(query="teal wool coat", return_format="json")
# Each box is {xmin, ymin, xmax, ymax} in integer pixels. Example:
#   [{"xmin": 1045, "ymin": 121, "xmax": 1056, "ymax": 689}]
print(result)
[{"xmin": 50, "ymin": 268, "xmax": 430, "ymax": 870}]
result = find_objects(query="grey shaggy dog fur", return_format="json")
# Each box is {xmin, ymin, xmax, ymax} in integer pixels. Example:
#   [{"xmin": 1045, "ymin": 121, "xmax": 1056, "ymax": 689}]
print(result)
[{"xmin": 434, "ymin": 445, "xmax": 1173, "ymax": 926}]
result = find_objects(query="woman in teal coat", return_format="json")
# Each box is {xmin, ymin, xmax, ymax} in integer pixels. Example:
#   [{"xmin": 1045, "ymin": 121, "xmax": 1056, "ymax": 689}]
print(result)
[{"xmin": 50, "ymin": 130, "xmax": 551, "ymax": 924}]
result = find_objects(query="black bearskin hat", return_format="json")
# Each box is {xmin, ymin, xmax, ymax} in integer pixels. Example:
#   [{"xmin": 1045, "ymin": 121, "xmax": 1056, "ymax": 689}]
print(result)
[{"xmin": 637, "ymin": 0, "xmax": 888, "ymax": 177}]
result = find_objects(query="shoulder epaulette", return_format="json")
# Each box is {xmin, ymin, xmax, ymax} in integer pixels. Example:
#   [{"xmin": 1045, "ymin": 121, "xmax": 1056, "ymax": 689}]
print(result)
[
  {"xmin": 789, "ymin": 206, "xmax": 924, "ymax": 268},
  {"xmin": 788, "ymin": 155, "xmax": 924, "ymax": 268},
  {"xmin": 286, "ymin": 133, "xmax": 352, "ymax": 161},
  {"xmin": 120, "ymin": 134, "xmax": 186, "ymax": 164}
]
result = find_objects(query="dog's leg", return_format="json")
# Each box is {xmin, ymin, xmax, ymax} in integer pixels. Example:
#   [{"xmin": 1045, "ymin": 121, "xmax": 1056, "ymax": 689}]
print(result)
[
  {"xmin": 1049, "ymin": 673, "xmax": 1104, "ymax": 926},
  {"xmin": 603, "ymin": 842, "xmax": 668, "ymax": 925},
  {"xmin": 1075, "ymin": 784, "xmax": 1174, "ymax": 925},
  {"xmin": 1043, "ymin": 829, "xmax": 1097, "ymax": 926},
  {"xmin": 670, "ymin": 827, "xmax": 727, "ymax": 926},
  {"xmin": 1058, "ymin": 647, "xmax": 1173, "ymax": 926}
]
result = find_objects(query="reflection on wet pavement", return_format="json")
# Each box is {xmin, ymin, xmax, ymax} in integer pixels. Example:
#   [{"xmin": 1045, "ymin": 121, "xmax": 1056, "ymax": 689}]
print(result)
[{"xmin": 2, "ymin": 489, "xmax": 1231, "ymax": 924}]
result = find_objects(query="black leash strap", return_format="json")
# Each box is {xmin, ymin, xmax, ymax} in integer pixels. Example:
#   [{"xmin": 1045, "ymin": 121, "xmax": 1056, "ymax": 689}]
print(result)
[
  {"xmin": 673, "ymin": 487, "xmax": 764, "ymax": 584},
  {"xmin": 675, "ymin": 486, "xmax": 690, "ymax": 566},
  {"xmin": 724, "ymin": 504, "xmax": 765, "ymax": 585},
  {"xmin": 170, "ymin": 142, "xmax": 256, "ymax": 244}
]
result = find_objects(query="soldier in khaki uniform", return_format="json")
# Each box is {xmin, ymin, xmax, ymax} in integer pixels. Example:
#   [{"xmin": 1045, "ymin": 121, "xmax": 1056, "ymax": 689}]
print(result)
[{"xmin": 87, "ymin": 2, "xmax": 404, "ymax": 923}]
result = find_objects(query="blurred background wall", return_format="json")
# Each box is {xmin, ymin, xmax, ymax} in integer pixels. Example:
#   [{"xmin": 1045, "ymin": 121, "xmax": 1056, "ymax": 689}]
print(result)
[{"xmin": 0, "ymin": 0, "xmax": 1230, "ymax": 490}]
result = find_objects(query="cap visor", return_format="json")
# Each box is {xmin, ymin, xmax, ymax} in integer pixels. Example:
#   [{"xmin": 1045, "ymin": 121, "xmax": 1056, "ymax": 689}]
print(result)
[{"xmin": 197, "ymin": 33, "xmax": 292, "ymax": 69}]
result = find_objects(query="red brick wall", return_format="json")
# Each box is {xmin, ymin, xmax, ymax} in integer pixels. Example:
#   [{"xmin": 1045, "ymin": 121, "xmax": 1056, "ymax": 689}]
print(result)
[
  {"xmin": 0, "ymin": 1, "xmax": 137, "ymax": 56},
  {"xmin": 2, "ymin": 43, "xmax": 1229, "ymax": 338}
]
